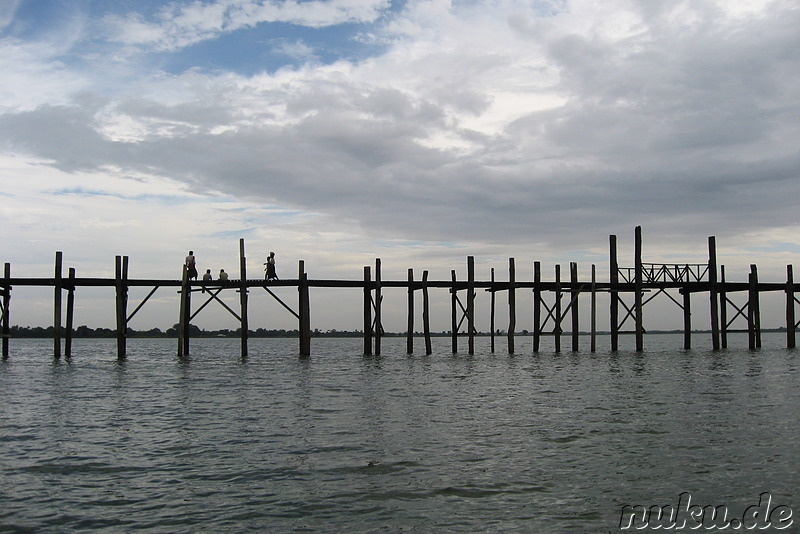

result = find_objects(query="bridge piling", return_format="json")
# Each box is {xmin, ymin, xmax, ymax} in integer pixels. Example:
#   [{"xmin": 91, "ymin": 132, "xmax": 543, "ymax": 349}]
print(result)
[
  {"xmin": 508, "ymin": 259, "xmax": 515, "ymax": 354},
  {"xmin": 2, "ymin": 263, "xmax": 10, "ymax": 360},
  {"xmin": 53, "ymin": 252, "xmax": 62, "ymax": 360},
  {"xmin": 788, "ymin": 265, "xmax": 796, "ymax": 349}
]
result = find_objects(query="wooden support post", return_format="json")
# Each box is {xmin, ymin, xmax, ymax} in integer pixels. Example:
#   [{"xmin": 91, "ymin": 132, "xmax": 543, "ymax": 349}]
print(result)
[
  {"xmin": 178, "ymin": 264, "xmax": 191, "ymax": 357},
  {"xmin": 467, "ymin": 256, "xmax": 475, "ymax": 355},
  {"xmin": 65, "ymin": 267, "xmax": 75, "ymax": 358},
  {"xmin": 610, "ymin": 235, "xmax": 619, "ymax": 351},
  {"xmin": 748, "ymin": 265, "xmax": 760, "ymax": 349},
  {"xmin": 570, "ymin": 262, "xmax": 579, "ymax": 352},
  {"xmin": 2, "ymin": 263, "xmax": 10, "ymax": 360},
  {"xmin": 749, "ymin": 264, "xmax": 761, "ymax": 349},
  {"xmin": 554, "ymin": 264, "xmax": 562, "ymax": 353},
  {"xmin": 533, "ymin": 261, "xmax": 541, "ymax": 353},
  {"xmin": 590, "ymin": 264, "xmax": 597, "ymax": 352},
  {"xmin": 239, "ymin": 239, "xmax": 249, "ymax": 359},
  {"xmin": 754, "ymin": 265, "xmax": 762, "ymax": 349},
  {"xmin": 720, "ymin": 266, "xmax": 728, "ymax": 349},
  {"xmin": 375, "ymin": 258, "xmax": 382, "ymax": 356},
  {"xmin": 54, "ymin": 251, "xmax": 63, "ymax": 359},
  {"xmin": 708, "ymin": 236, "xmax": 720, "ymax": 350},
  {"xmin": 298, "ymin": 260, "xmax": 311, "ymax": 357},
  {"xmin": 508, "ymin": 258, "xmax": 515, "ymax": 354},
  {"xmin": 115, "ymin": 255, "xmax": 128, "ymax": 360},
  {"xmin": 682, "ymin": 287, "xmax": 691, "ymax": 350},
  {"xmin": 407, "ymin": 268, "xmax": 414, "ymax": 354},
  {"xmin": 422, "ymin": 270, "xmax": 432, "ymax": 355},
  {"xmin": 634, "ymin": 226, "xmax": 644, "ymax": 352},
  {"xmin": 490, "ymin": 268, "xmax": 496, "ymax": 353},
  {"xmin": 787, "ymin": 265, "xmax": 796, "ymax": 349},
  {"xmin": 748, "ymin": 268, "xmax": 756, "ymax": 349},
  {"xmin": 451, "ymin": 269, "xmax": 458, "ymax": 353},
  {"xmin": 363, "ymin": 266, "xmax": 372, "ymax": 355}
]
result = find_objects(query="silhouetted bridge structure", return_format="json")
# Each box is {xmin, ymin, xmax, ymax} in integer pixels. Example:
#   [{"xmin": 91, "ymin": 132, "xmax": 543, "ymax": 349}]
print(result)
[{"xmin": 2, "ymin": 227, "xmax": 798, "ymax": 359}]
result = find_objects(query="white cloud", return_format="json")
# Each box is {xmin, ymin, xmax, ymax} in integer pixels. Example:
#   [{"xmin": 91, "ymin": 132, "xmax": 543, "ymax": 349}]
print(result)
[
  {"xmin": 0, "ymin": 38, "xmax": 88, "ymax": 111},
  {"xmin": 103, "ymin": 0, "xmax": 392, "ymax": 52},
  {"xmin": 0, "ymin": 0, "xmax": 20, "ymax": 31}
]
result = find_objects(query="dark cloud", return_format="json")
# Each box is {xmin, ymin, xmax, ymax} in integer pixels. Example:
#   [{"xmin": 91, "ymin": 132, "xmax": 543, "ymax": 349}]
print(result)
[{"xmin": 1, "ymin": 0, "xmax": 798, "ymax": 257}]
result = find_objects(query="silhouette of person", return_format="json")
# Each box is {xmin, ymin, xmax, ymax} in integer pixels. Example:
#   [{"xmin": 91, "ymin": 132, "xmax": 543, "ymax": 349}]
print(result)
[
  {"xmin": 219, "ymin": 269, "xmax": 229, "ymax": 281},
  {"xmin": 185, "ymin": 250, "xmax": 198, "ymax": 280},
  {"xmin": 202, "ymin": 269, "xmax": 212, "ymax": 282},
  {"xmin": 265, "ymin": 252, "xmax": 278, "ymax": 281}
]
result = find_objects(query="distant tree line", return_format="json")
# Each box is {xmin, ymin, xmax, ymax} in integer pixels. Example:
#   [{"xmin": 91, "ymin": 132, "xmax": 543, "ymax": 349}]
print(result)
[
  {"xmin": 8, "ymin": 325, "xmax": 463, "ymax": 339},
  {"xmin": 8, "ymin": 325, "xmax": 787, "ymax": 339}
]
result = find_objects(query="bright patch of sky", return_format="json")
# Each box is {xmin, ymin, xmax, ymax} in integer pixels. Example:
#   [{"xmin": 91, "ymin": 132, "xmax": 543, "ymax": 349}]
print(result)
[{"xmin": 160, "ymin": 21, "xmax": 390, "ymax": 75}]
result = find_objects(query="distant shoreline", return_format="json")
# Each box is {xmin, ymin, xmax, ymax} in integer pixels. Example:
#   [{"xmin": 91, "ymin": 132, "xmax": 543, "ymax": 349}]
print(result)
[{"xmin": 6, "ymin": 325, "xmax": 788, "ymax": 339}]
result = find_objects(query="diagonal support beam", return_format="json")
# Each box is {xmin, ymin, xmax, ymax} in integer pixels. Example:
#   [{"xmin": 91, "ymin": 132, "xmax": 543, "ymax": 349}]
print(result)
[
  {"xmin": 263, "ymin": 286, "xmax": 300, "ymax": 320},
  {"xmin": 127, "ymin": 286, "xmax": 160, "ymax": 323}
]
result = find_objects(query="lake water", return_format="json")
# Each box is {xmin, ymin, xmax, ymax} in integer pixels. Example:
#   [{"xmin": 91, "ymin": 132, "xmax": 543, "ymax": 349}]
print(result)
[{"xmin": 1, "ymin": 334, "xmax": 798, "ymax": 533}]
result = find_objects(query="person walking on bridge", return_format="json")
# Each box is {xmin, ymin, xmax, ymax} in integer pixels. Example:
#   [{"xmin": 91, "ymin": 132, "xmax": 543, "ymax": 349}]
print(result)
[
  {"xmin": 185, "ymin": 251, "xmax": 198, "ymax": 280},
  {"xmin": 265, "ymin": 252, "xmax": 279, "ymax": 281}
]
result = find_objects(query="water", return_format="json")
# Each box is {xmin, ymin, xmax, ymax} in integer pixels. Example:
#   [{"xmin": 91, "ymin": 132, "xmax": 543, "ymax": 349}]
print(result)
[{"xmin": 1, "ymin": 335, "xmax": 798, "ymax": 533}]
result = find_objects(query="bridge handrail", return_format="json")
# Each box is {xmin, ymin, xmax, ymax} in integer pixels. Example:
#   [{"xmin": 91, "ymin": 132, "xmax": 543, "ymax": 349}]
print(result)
[{"xmin": 618, "ymin": 263, "xmax": 710, "ymax": 284}]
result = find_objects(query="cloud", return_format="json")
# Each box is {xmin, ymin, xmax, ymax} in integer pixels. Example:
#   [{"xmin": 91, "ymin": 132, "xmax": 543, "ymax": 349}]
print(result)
[
  {"xmin": 103, "ymin": 0, "xmax": 392, "ymax": 52},
  {"xmin": 0, "ymin": 0, "xmax": 20, "ymax": 31},
  {"xmin": 1, "ymin": 0, "xmax": 799, "ymax": 272}
]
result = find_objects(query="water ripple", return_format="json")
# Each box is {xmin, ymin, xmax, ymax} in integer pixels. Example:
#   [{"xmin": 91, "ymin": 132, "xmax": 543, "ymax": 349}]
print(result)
[{"xmin": 1, "ymin": 335, "xmax": 798, "ymax": 533}]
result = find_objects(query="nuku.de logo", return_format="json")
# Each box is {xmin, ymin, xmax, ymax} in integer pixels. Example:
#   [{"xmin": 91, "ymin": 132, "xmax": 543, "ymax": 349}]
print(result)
[{"xmin": 619, "ymin": 492, "xmax": 793, "ymax": 530}]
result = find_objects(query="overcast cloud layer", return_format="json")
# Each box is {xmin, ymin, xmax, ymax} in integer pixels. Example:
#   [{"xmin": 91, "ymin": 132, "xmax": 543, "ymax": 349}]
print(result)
[{"xmin": 1, "ymin": 0, "xmax": 799, "ymax": 329}]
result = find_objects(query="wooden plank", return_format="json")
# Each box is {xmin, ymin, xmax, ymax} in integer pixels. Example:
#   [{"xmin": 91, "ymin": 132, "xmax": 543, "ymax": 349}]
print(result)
[
  {"xmin": 65, "ymin": 267, "xmax": 75, "ymax": 358},
  {"xmin": 787, "ymin": 265, "xmax": 796, "ymax": 349},
  {"xmin": 239, "ymin": 238, "xmax": 248, "ymax": 359},
  {"xmin": 590, "ymin": 264, "xmax": 596, "ymax": 352},
  {"xmin": 299, "ymin": 262, "xmax": 311, "ymax": 357},
  {"xmin": 752, "ymin": 264, "xmax": 761, "ymax": 348},
  {"xmin": 748, "ymin": 265, "xmax": 761, "ymax": 349},
  {"xmin": 262, "ymin": 286, "xmax": 299, "ymax": 319},
  {"xmin": 115, "ymin": 255, "xmax": 128, "ymax": 360},
  {"xmin": 571, "ymin": 262, "xmax": 579, "ymax": 352},
  {"xmin": 407, "ymin": 268, "xmax": 414, "ymax": 354},
  {"xmin": 467, "ymin": 256, "xmax": 475, "ymax": 355},
  {"xmin": 610, "ymin": 235, "xmax": 619, "ymax": 351},
  {"xmin": 423, "ymin": 270, "xmax": 432, "ymax": 355},
  {"xmin": 490, "ymin": 268, "xmax": 495, "ymax": 353},
  {"xmin": 634, "ymin": 226, "xmax": 643, "ymax": 352},
  {"xmin": 178, "ymin": 264, "xmax": 190, "ymax": 357},
  {"xmin": 375, "ymin": 259, "xmax": 382, "ymax": 356},
  {"xmin": 363, "ymin": 266, "xmax": 372, "ymax": 355},
  {"xmin": 54, "ymin": 251, "xmax": 63, "ymax": 359},
  {"xmin": 3, "ymin": 263, "xmax": 10, "ymax": 359},
  {"xmin": 451, "ymin": 269, "xmax": 458, "ymax": 353},
  {"xmin": 683, "ymin": 286, "xmax": 691, "ymax": 350},
  {"xmin": 508, "ymin": 258, "xmax": 515, "ymax": 354},
  {"xmin": 533, "ymin": 261, "xmax": 541, "ymax": 353},
  {"xmin": 720, "ymin": 266, "xmax": 728, "ymax": 349},
  {"xmin": 708, "ymin": 236, "xmax": 720, "ymax": 349},
  {"xmin": 554, "ymin": 264, "xmax": 561, "ymax": 353}
]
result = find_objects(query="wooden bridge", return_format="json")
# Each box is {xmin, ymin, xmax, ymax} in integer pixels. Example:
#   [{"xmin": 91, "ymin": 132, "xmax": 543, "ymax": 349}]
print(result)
[{"xmin": 1, "ymin": 227, "xmax": 798, "ymax": 359}]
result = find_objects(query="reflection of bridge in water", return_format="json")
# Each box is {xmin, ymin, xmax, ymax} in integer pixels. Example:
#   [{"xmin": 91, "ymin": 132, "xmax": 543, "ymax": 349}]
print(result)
[{"xmin": 2, "ymin": 227, "xmax": 798, "ymax": 360}]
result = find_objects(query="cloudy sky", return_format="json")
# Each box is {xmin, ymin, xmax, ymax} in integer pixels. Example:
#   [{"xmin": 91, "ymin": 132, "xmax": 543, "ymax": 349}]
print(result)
[{"xmin": 1, "ymin": 0, "xmax": 799, "ymax": 334}]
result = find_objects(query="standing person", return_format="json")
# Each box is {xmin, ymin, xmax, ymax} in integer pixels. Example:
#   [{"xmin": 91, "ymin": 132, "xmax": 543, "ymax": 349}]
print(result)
[
  {"xmin": 219, "ymin": 269, "xmax": 229, "ymax": 281},
  {"xmin": 265, "ymin": 252, "xmax": 279, "ymax": 281},
  {"xmin": 185, "ymin": 250, "xmax": 198, "ymax": 280}
]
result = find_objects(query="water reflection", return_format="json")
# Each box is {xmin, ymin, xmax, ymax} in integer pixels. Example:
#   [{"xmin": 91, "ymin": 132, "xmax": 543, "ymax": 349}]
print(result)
[{"xmin": 0, "ymin": 335, "xmax": 797, "ymax": 533}]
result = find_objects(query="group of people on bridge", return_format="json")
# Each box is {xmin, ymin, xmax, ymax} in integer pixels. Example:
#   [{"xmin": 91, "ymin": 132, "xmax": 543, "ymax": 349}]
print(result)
[{"xmin": 183, "ymin": 250, "xmax": 278, "ymax": 282}]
